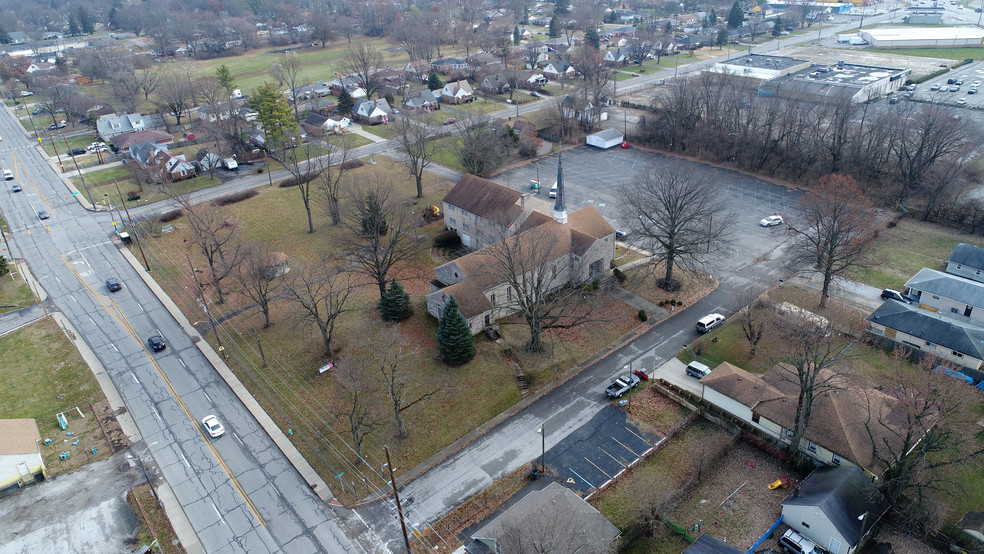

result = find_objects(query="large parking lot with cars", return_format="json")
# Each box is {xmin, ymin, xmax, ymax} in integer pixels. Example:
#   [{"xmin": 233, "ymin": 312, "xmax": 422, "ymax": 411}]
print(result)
[{"xmin": 910, "ymin": 61, "xmax": 984, "ymax": 109}]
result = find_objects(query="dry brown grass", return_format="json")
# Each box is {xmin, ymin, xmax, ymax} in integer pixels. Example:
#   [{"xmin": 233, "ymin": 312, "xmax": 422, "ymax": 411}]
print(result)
[
  {"xmin": 128, "ymin": 484, "xmax": 185, "ymax": 554},
  {"xmin": 622, "ymin": 262, "xmax": 719, "ymax": 309}
]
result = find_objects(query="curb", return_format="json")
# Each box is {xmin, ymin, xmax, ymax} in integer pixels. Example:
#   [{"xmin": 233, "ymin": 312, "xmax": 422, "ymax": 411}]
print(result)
[{"xmin": 114, "ymin": 240, "xmax": 335, "ymax": 503}]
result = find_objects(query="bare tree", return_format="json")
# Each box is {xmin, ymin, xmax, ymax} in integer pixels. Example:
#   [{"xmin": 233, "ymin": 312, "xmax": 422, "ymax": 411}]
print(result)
[
  {"xmin": 108, "ymin": 65, "xmax": 141, "ymax": 114},
  {"xmin": 365, "ymin": 324, "xmax": 440, "ymax": 438},
  {"xmin": 789, "ymin": 174, "xmax": 878, "ymax": 308},
  {"xmin": 484, "ymin": 226, "xmax": 606, "ymax": 353},
  {"xmin": 392, "ymin": 114, "xmax": 436, "ymax": 198},
  {"xmin": 157, "ymin": 72, "xmax": 194, "ymax": 127},
  {"xmin": 893, "ymin": 101, "xmax": 974, "ymax": 208},
  {"xmin": 314, "ymin": 135, "xmax": 355, "ymax": 226},
  {"xmin": 452, "ymin": 117, "xmax": 512, "ymax": 176},
  {"xmin": 309, "ymin": 9, "xmax": 338, "ymax": 48},
  {"xmin": 234, "ymin": 243, "xmax": 289, "ymax": 328},
  {"xmin": 334, "ymin": 361, "xmax": 380, "ymax": 457},
  {"xmin": 136, "ymin": 66, "xmax": 163, "ymax": 102},
  {"xmin": 620, "ymin": 164, "xmax": 734, "ymax": 290},
  {"xmin": 863, "ymin": 350, "xmax": 984, "ymax": 532},
  {"xmin": 287, "ymin": 262, "xmax": 354, "ymax": 358},
  {"xmin": 178, "ymin": 197, "xmax": 242, "ymax": 304},
  {"xmin": 495, "ymin": 495, "xmax": 617, "ymax": 554},
  {"xmin": 273, "ymin": 51, "xmax": 303, "ymax": 123},
  {"xmin": 341, "ymin": 43, "xmax": 384, "ymax": 100},
  {"xmin": 736, "ymin": 289, "xmax": 771, "ymax": 356},
  {"xmin": 345, "ymin": 174, "xmax": 419, "ymax": 300}
]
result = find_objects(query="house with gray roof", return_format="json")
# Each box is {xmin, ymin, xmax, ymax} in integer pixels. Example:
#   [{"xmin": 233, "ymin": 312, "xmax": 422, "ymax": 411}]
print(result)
[
  {"xmin": 867, "ymin": 300, "xmax": 984, "ymax": 373},
  {"xmin": 946, "ymin": 243, "xmax": 984, "ymax": 284},
  {"xmin": 781, "ymin": 466, "xmax": 889, "ymax": 554},
  {"xmin": 683, "ymin": 534, "xmax": 743, "ymax": 553},
  {"xmin": 431, "ymin": 58, "xmax": 468, "ymax": 74},
  {"xmin": 905, "ymin": 267, "xmax": 984, "ymax": 324},
  {"xmin": 97, "ymin": 113, "xmax": 167, "ymax": 140},
  {"xmin": 468, "ymin": 482, "xmax": 620, "ymax": 553},
  {"xmin": 402, "ymin": 89, "xmax": 439, "ymax": 111}
]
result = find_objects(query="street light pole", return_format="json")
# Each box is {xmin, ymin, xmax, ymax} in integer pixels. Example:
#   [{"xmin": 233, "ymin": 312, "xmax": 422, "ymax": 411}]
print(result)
[{"xmin": 539, "ymin": 424, "xmax": 546, "ymax": 473}]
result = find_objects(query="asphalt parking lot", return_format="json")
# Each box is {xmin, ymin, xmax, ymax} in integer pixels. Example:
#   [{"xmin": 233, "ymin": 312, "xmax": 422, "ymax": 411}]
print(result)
[
  {"xmin": 492, "ymin": 146, "xmax": 802, "ymax": 272},
  {"xmin": 544, "ymin": 404, "xmax": 661, "ymax": 496},
  {"xmin": 911, "ymin": 61, "xmax": 984, "ymax": 109}
]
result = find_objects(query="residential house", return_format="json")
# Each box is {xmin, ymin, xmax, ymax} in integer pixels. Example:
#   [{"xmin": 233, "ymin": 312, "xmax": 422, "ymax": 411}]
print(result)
[
  {"xmin": 946, "ymin": 243, "xmax": 984, "ymax": 284},
  {"xmin": 150, "ymin": 149, "xmax": 196, "ymax": 182},
  {"xmin": 781, "ymin": 466, "xmax": 890, "ymax": 554},
  {"xmin": 196, "ymin": 150, "xmax": 222, "ymax": 172},
  {"xmin": 613, "ymin": 8, "xmax": 639, "ymax": 21},
  {"xmin": 561, "ymin": 95, "xmax": 597, "ymax": 123},
  {"xmin": 469, "ymin": 482, "xmax": 620, "ymax": 552},
  {"xmin": 329, "ymin": 76, "xmax": 367, "ymax": 99},
  {"xmin": 603, "ymin": 48, "xmax": 628, "ymax": 66},
  {"xmin": 904, "ymin": 267, "xmax": 984, "ymax": 323},
  {"xmin": 128, "ymin": 142, "xmax": 165, "ymax": 167},
  {"xmin": 867, "ymin": 300, "xmax": 984, "ymax": 374},
  {"xmin": 440, "ymin": 80, "xmax": 474, "ymax": 104},
  {"xmin": 7, "ymin": 31, "xmax": 28, "ymax": 45},
  {"xmin": 467, "ymin": 52, "xmax": 500, "ymax": 68},
  {"xmin": 683, "ymin": 534, "xmax": 743, "ymax": 553},
  {"xmin": 351, "ymin": 98, "xmax": 391, "ymax": 125},
  {"xmin": 543, "ymin": 59, "xmax": 576, "ymax": 80},
  {"xmin": 0, "ymin": 419, "xmax": 46, "ymax": 492},
  {"xmin": 431, "ymin": 58, "xmax": 468, "ymax": 74},
  {"xmin": 303, "ymin": 113, "xmax": 333, "ymax": 136},
  {"xmin": 403, "ymin": 89, "xmax": 440, "ymax": 111},
  {"xmin": 427, "ymin": 153, "xmax": 615, "ymax": 334},
  {"xmin": 96, "ymin": 113, "xmax": 167, "ymax": 140},
  {"xmin": 480, "ymin": 73, "xmax": 511, "ymax": 94},
  {"xmin": 404, "ymin": 60, "xmax": 432, "ymax": 82},
  {"xmin": 529, "ymin": 15, "xmax": 552, "ymax": 26},
  {"xmin": 527, "ymin": 73, "xmax": 548, "ymax": 87},
  {"xmin": 517, "ymin": 27, "xmax": 533, "ymax": 40},
  {"xmin": 700, "ymin": 361, "xmax": 911, "ymax": 477},
  {"xmin": 110, "ymin": 129, "xmax": 173, "ymax": 153},
  {"xmin": 196, "ymin": 104, "xmax": 232, "ymax": 122}
]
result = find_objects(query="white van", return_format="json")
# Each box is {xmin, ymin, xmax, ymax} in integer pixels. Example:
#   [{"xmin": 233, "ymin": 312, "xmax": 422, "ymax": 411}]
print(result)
[
  {"xmin": 549, "ymin": 182, "xmax": 558, "ymax": 198},
  {"xmin": 685, "ymin": 361, "xmax": 711, "ymax": 379},
  {"xmin": 3, "ymin": 169, "xmax": 13, "ymax": 180},
  {"xmin": 695, "ymin": 313, "xmax": 725, "ymax": 333},
  {"xmin": 779, "ymin": 529, "xmax": 819, "ymax": 554}
]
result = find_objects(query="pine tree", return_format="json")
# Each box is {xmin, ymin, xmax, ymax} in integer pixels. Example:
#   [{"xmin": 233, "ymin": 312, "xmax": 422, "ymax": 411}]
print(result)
[
  {"xmin": 772, "ymin": 16, "xmax": 783, "ymax": 37},
  {"xmin": 585, "ymin": 28, "xmax": 600, "ymax": 49},
  {"xmin": 716, "ymin": 28, "xmax": 729, "ymax": 49},
  {"xmin": 708, "ymin": 9, "xmax": 718, "ymax": 26},
  {"xmin": 337, "ymin": 87, "xmax": 355, "ymax": 114},
  {"xmin": 68, "ymin": 13, "xmax": 81, "ymax": 36},
  {"xmin": 728, "ymin": 0, "xmax": 744, "ymax": 29},
  {"xmin": 548, "ymin": 16, "xmax": 560, "ymax": 38},
  {"xmin": 436, "ymin": 295, "xmax": 476, "ymax": 365},
  {"xmin": 380, "ymin": 279, "xmax": 413, "ymax": 321},
  {"xmin": 77, "ymin": 7, "xmax": 94, "ymax": 34},
  {"xmin": 0, "ymin": 24, "xmax": 10, "ymax": 45},
  {"xmin": 427, "ymin": 70, "xmax": 442, "ymax": 91},
  {"xmin": 513, "ymin": 26, "xmax": 521, "ymax": 45}
]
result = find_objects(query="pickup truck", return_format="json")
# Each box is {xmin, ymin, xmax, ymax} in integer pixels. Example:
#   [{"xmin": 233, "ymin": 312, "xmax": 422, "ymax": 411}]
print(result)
[{"xmin": 605, "ymin": 374, "xmax": 640, "ymax": 398}]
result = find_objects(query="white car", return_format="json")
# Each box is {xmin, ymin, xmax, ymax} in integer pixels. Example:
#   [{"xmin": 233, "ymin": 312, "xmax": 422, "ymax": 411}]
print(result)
[
  {"xmin": 760, "ymin": 214, "xmax": 784, "ymax": 227},
  {"xmin": 3, "ymin": 169, "xmax": 12, "ymax": 180},
  {"xmin": 202, "ymin": 415, "xmax": 225, "ymax": 438}
]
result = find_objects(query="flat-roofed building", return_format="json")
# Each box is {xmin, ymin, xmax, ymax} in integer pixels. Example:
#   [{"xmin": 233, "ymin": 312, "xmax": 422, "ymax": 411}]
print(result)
[{"xmin": 861, "ymin": 26, "xmax": 984, "ymax": 48}]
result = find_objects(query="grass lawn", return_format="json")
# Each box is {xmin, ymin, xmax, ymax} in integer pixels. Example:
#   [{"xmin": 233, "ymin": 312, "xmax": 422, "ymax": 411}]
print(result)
[
  {"xmin": 0, "ymin": 318, "xmax": 119, "ymax": 475},
  {"xmin": 430, "ymin": 136, "xmax": 466, "ymax": 173},
  {"xmin": 42, "ymin": 133, "xmax": 101, "ymax": 158},
  {"xmin": 73, "ymin": 173, "xmax": 222, "ymax": 209},
  {"xmin": 128, "ymin": 484, "xmax": 183, "ymax": 554},
  {"xmin": 446, "ymin": 100, "xmax": 506, "ymax": 115},
  {"xmin": 135, "ymin": 153, "xmax": 644, "ymax": 502},
  {"xmin": 0, "ymin": 269, "xmax": 38, "ymax": 314},
  {"xmin": 359, "ymin": 122, "xmax": 400, "ymax": 140},
  {"xmin": 69, "ymin": 164, "xmax": 130, "ymax": 187},
  {"xmin": 856, "ymin": 218, "xmax": 979, "ymax": 290},
  {"xmin": 621, "ymin": 263, "xmax": 718, "ymax": 314},
  {"xmin": 875, "ymin": 47, "xmax": 984, "ymax": 59}
]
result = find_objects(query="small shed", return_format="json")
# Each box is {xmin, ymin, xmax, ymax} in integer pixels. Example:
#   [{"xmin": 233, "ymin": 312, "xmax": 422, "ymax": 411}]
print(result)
[
  {"xmin": 586, "ymin": 128, "xmax": 624, "ymax": 149},
  {"xmin": 0, "ymin": 419, "xmax": 46, "ymax": 492}
]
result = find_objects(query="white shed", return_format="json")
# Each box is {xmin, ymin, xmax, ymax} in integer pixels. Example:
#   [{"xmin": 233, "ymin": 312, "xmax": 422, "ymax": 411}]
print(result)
[
  {"xmin": 0, "ymin": 419, "xmax": 46, "ymax": 491},
  {"xmin": 586, "ymin": 128, "xmax": 624, "ymax": 149}
]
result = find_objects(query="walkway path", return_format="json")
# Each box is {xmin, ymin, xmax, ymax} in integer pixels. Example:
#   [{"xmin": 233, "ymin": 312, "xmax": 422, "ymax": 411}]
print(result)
[{"xmin": 348, "ymin": 123, "xmax": 388, "ymax": 144}]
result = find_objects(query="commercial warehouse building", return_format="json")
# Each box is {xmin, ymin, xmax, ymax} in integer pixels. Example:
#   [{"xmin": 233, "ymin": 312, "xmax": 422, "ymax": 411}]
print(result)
[{"xmin": 861, "ymin": 26, "xmax": 984, "ymax": 48}]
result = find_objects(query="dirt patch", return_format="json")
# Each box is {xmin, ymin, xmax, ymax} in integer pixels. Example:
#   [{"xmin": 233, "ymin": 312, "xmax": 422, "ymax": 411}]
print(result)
[
  {"xmin": 621, "ymin": 262, "xmax": 719, "ymax": 310},
  {"xmin": 39, "ymin": 403, "xmax": 123, "ymax": 476},
  {"xmin": 128, "ymin": 484, "xmax": 185, "ymax": 554}
]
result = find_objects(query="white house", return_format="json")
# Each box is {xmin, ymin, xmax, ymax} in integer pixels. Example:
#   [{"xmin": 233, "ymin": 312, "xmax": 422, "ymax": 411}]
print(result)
[
  {"xmin": 543, "ymin": 60, "xmax": 576, "ymax": 79},
  {"xmin": 867, "ymin": 301, "xmax": 984, "ymax": 372},
  {"xmin": 905, "ymin": 267, "xmax": 984, "ymax": 324},
  {"xmin": 586, "ymin": 128, "xmax": 624, "ymax": 149},
  {"xmin": 603, "ymin": 48, "xmax": 627, "ymax": 66},
  {"xmin": 0, "ymin": 419, "xmax": 46, "ymax": 492},
  {"xmin": 946, "ymin": 243, "xmax": 984, "ymax": 284}
]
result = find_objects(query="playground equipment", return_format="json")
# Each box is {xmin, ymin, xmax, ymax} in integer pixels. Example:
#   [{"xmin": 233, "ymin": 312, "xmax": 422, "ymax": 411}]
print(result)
[
  {"xmin": 769, "ymin": 475, "xmax": 791, "ymax": 490},
  {"xmin": 55, "ymin": 407, "xmax": 85, "ymax": 430}
]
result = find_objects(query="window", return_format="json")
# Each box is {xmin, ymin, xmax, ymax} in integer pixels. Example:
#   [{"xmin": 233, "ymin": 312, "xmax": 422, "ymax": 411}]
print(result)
[
  {"xmin": 808, "ymin": 442, "xmax": 818, "ymax": 453},
  {"xmin": 832, "ymin": 455, "xmax": 842, "ymax": 465},
  {"xmin": 449, "ymin": 217, "xmax": 457, "ymax": 226},
  {"xmin": 463, "ymin": 223, "xmax": 470, "ymax": 231},
  {"xmin": 952, "ymin": 351, "xmax": 964, "ymax": 358},
  {"xmin": 932, "ymin": 294, "xmax": 941, "ymax": 300},
  {"xmin": 801, "ymin": 522, "xmax": 811, "ymax": 529},
  {"xmin": 925, "ymin": 340, "xmax": 936, "ymax": 348},
  {"xmin": 977, "ymin": 269, "xmax": 982, "ymax": 275},
  {"xmin": 752, "ymin": 413, "xmax": 760, "ymax": 423},
  {"xmin": 952, "ymin": 307, "xmax": 960, "ymax": 314},
  {"xmin": 783, "ymin": 429, "xmax": 794, "ymax": 439}
]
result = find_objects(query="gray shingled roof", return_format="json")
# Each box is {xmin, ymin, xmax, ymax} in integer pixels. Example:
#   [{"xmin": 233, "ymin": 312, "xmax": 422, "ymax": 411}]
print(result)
[
  {"xmin": 906, "ymin": 267, "xmax": 984, "ymax": 307},
  {"xmin": 589, "ymin": 128, "xmax": 624, "ymax": 142},
  {"xmin": 782, "ymin": 466, "xmax": 889, "ymax": 546},
  {"xmin": 867, "ymin": 300, "xmax": 984, "ymax": 359},
  {"xmin": 948, "ymin": 243, "xmax": 984, "ymax": 270},
  {"xmin": 683, "ymin": 534, "xmax": 743, "ymax": 554}
]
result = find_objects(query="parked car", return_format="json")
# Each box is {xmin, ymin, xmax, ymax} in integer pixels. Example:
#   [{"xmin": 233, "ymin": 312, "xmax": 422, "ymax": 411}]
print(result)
[
  {"xmin": 19, "ymin": 91, "xmax": 33, "ymax": 97},
  {"xmin": 68, "ymin": 148, "xmax": 86, "ymax": 156},
  {"xmin": 147, "ymin": 334, "xmax": 166, "ymax": 352},
  {"xmin": 605, "ymin": 373, "xmax": 640, "ymax": 398},
  {"xmin": 106, "ymin": 278, "xmax": 122, "ymax": 292},
  {"xmin": 760, "ymin": 214, "xmax": 784, "ymax": 227},
  {"xmin": 685, "ymin": 361, "xmax": 711, "ymax": 379},
  {"xmin": 48, "ymin": 121, "xmax": 66, "ymax": 130},
  {"xmin": 442, "ymin": 117, "xmax": 456, "ymax": 125},
  {"xmin": 930, "ymin": 83, "xmax": 941, "ymax": 91},
  {"xmin": 530, "ymin": 91, "xmax": 540, "ymax": 97},
  {"xmin": 778, "ymin": 528, "xmax": 819, "ymax": 554},
  {"xmin": 950, "ymin": 85, "xmax": 961, "ymax": 92},
  {"xmin": 201, "ymin": 415, "xmax": 225, "ymax": 438},
  {"xmin": 615, "ymin": 229, "xmax": 628, "ymax": 240},
  {"xmin": 31, "ymin": 107, "xmax": 47, "ymax": 115},
  {"xmin": 958, "ymin": 98, "xmax": 968, "ymax": 105},
  {"xmin": 880, "ymin": 288, "xmax": 910, "ymax": 304},
  {"xmin": 695, "ymin": 313, "xmax": 725, "ymax": 333},
  {"xmin": 969, "ymin": 88, "xmax": 978, "ymax": 95}
]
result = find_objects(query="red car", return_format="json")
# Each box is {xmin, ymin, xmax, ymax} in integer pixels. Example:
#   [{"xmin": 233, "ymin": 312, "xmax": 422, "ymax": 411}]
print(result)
[
  {"xmin": 620, "ymin": 141, "xmax": 630, "ymax": 149},
  {"xmin": 442, "ymin": 118, "xmax": 456, "ymax": 125}
]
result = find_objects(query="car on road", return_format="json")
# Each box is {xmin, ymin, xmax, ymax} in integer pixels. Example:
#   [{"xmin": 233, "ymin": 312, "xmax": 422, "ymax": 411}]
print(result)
[
  {"xmin": 695, "ymin": 313, "xmax": 725, "ymax": 333},
  {"xmin": 880, "ymin": 288, "xmax": 911, "ymax": 304},
  {"xmin": 3, "ymin": 169, "xmax": 12, "ymax": 180},
  {"xmin": 685, "ymin": 360, "xmax": 711, "ymax": 379},
  {"xmin": 760, "ymin": 214, "xmax": 784, "ymax": 227},
  {"xmin": 530, "ymin": 91, "xmax": 540, "ymax": 97},
  {"xmin": 615, "ymin": 229, "xmax": 628, "ymax": 240},
  {"xmin": 11, "ymin": 183, "xmax": 21, "ymax": 192},
  {"xmin": 442, "ymin": 118, "xmax": 456, "ymax": 125},
  {"xmin": 958, "ymin": 98, "xmax": 968, "ymax": 105},
  {"xmin": 68, "ymin": 148, "xmax": 86, "ymax": 156},
  {"xmin": 148, "ymin": 334, "xmax": 166, "ymax": 351},
  {"xmin": 201, "ymin": 415, "xmax": 225, "ymax": 438},
  {"xmin": 37, "ymin": 210, "xmax": 50, "ymax": 220},
  {"xmin": 106, "ymin": 278, "xmax": 122, "ymax": 292}
]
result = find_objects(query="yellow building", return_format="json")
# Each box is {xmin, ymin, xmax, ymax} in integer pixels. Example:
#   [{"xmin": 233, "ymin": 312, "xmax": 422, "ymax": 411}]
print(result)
[{"xmin": 0, "ymin": 419, "xmax": 47, "ymax": 491}]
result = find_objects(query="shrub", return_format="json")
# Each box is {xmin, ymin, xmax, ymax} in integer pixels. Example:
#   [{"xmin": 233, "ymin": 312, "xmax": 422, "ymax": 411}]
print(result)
[
  {"xmin": 638, "ymin": 309, "xmax": 648, "ymax": 322},
  {"xmin": 433, "ymin": 230, "xmax": 462, "ymax": 248},
  {"xmin": 278, "ymin": 170, "xmax": 320, "ymax": 188},
  {"xmin": 612, "ymin": 267, "xmax": 627, "ymax": 283},
  {"xmin": 212, "ymin": 189, "xmax": 258, "ymax": 206},
  {"xmin": 380, "ymin": 278, "xmax": 414, "ymax": 321},
  {"xmin": 256, "ymin": 167, "xmax": 264, "ymax": 174},
  {"xmin": 691, "ymin": 338, "xmax": 706, "ymax": 355},
  {"xmin": 591, "ymin": 278, "xmax": 600, "ymax": 290},
  {"xmin": 339, "ymin": 159, "xmax": 364, "ymax": 171},
  {"xmin": 126, "ymin": 191, "xmax": 141, "ymax": 201},
  {"xmin": 159, "ymin": 209, "xmax": 183, "ymax": 222}
]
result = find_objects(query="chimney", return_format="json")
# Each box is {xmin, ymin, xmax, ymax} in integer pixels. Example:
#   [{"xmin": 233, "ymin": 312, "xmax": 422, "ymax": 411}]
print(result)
[{"xmin": 520, "ymin": 193, "xmax": 527, "ymax": 211}]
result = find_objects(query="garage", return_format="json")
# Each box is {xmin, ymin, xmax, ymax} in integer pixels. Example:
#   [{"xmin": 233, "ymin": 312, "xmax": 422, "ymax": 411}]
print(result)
[{"xmin": 585, "ymin": 128, "xmax": 624, "ymax": 149}]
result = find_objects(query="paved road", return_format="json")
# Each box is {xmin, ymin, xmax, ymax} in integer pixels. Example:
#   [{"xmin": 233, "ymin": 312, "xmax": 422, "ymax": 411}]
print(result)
[{"xmin": 0, "ymin": 108, "xmax": 379, "ymax": 553}]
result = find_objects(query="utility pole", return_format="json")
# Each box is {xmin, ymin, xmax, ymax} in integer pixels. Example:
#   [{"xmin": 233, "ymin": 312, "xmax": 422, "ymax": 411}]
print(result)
[
  {"xmin": 385, "ymin": 446, "xmax": 412, "ymax": 553},
  {"xmin": 115, "ymin": 180, "xmax": 150, "ymax": 271},
  {"xmin": 64, "ymin": 134, "xmax": 92, "ymax": 205}
]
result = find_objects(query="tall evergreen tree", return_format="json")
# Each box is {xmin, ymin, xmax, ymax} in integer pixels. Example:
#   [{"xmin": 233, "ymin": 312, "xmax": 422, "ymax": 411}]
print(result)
[
  {"xmin": 216, "ymin": 64, "xmax": 235, "ymax": 97},
  {"xmin": 0, "ymin": 24, "xmax": 10, "ymax": 45},
  {"xmin": 585, "ymin": 28, "xmax": 600, "ymax": 49},
  {"xmin": 716, "ymin": 28, "xmax": 729, "ymax": 49},
  {"xmin": 380, "ymin": 278, "xmax": 413, "ymax": 321},
  {"xmin": 708, "ymin": 9, "xmax": 718, "ymax": 25},
  {"xmin": 427, "ymin": 70, "xmax": 442, "ymax": 91},
  {"xmin": 68, "ymin": 14, "xmax": 81, "ymax": 36},
  {"xmin": 513, "ymin": 26, "xmax": 521, "ymax": 45},
  {"xmin": 337, "ymin": 87, "xmax": 355, "ymax": 114},
  {"xmin": 77, "ymin": 7, "xmax": 94, "ymax": 34},
  {"xmin": 728, "ymin": 0, "xmax": 744, "ymax": 29},
  {"xmin": 772, "ymin": 16, "xmax": 784, "ymax": 37},
  {"xmin": 548, "ymin": 16, "xmax": 560, "ymax": 38},
  {"xmin": 436, "ymin": 295, "xmax": 476, "ymax": 365}
]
